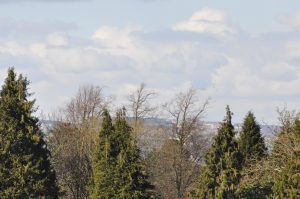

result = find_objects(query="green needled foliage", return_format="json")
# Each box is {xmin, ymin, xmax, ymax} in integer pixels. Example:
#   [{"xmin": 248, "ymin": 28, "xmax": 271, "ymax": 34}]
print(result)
[
  {"xmin": 0, "ymin": 68, "xmax": 59, "ymax": 198},
  {"xmin": 88, "ymin": 110, "xmax": 115, "ymax": 199},
  {"xmin": 236, "ymin": 111, "xmax": 269, "ymax": 198},
  {"xmin": 89, "ymin": 109, "xmax": 152, "ymax": 199},
  {"xmin": 272, "ymin": 118, "xmax": 300, "ymax": 199},
  {"xmin": 239, "ymin": 111, "xmax": 267, "ymax": 165},
  {"xmin": 198, "ymin": 105, "xmax": 242, "ymax": 199}
]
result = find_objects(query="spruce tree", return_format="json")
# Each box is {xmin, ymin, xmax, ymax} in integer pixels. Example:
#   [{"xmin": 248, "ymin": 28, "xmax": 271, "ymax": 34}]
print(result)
[
  {"xmin": 239, "ymin": 111, "xmax": 267, "ymax": 165},
  {"xmin": 199, "ymin": 106, "xmax": 242, "ymax": 199},
  {"xmin": 0, "ymin": 68, "xmax": 59, "ymax": 198},
  {"xmin": 89, "ymin": 109, "xmax": 152, "ymax": 199}
]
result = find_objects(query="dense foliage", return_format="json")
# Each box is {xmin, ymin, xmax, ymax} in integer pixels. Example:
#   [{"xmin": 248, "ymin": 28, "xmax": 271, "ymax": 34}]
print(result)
[
  {"xmin": 0, "ymin": 68, "xmax": 59, "ymax": 198},
  {"xmin": 271, "ymin": 118, "xmax": 300, "ymax": 198},
  {"xmin": 198, "ymin": 106, "xmax": 243, "ymax": 199},
  {"xmin": 89, "ymin": 109, "xmax": 152, "ymax": 199},
  {"xmin": 239, "ymin": 111, "xmax": 267, "ymax": 165},
  {"xmin": 236, "ymin": 112, "xmax": 270, "ymax": 198}
]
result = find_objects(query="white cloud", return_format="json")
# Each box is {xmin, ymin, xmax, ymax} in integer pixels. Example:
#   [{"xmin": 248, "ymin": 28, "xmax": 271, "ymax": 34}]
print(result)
[
  {"xmin": 278, "ymin": 11, "xmax": 300, "ymax": 31},
  {"xmin": 92, "ymin": 26, "xmax": 142, "ymax": 49},
  {"xmin": 0, "ymin": 41, "xmax": 26, "ymax": 56},
  {"xmin": 47, "ymin": 33, "xmax": 69, "ymax": 47},
  {"xmin": 30, "ymin": 43, "xmax": 47, "ymax": 58},
  {"xmin": 209, "ymin": 54, "xmax": 300, "ymax": 98},
  {"xmin": 261, "ymin": 62, "xmax": 297, "ymax": 81},
  {"xmin": 1, "ymin": 12, "xmax": 300, "ymax": 123},
  {"xmin": 173, "ymin": 8, "xmax": 235, "ymax": 36}
]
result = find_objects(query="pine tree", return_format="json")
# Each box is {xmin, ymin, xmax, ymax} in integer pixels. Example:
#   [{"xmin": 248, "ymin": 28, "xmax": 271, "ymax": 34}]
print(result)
[
  {"xmin": 239, "ymin": 111, "xmax": 267, "ymax": 165},
  {"xmin": 198, "ymin": 105, "xmax": 242, "ymax": 199},
  {"xmin": 0, "ymin": 68, "xmax": 59, "ymax": 198},
  {"xmin": 89, "ymin": 109, "xmax": 152, "ymax": 199}
]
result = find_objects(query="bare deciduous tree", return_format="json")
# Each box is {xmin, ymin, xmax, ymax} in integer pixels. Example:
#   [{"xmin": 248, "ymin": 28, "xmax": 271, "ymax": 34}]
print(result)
[
  {"xmin": 148, "ymin": 88, "xmax": 209, "ymax": 199},
  {"xmin": 66, "ymin": 85, "xmax": 110, "ymax": 126},
  {"xmin": 127, "ymin": 83, "xmax": 157, "ymax": 135},
  {"xmin": 276, "ymin": 106, "xmax": 299, "ymax": 134},
  {"xmin": 48, "ymin": 85, "xmax": 110, "ymax": 199},
  {"xmin": 126, "ymin": 83, "xmax": 159, "ymax": 157}
]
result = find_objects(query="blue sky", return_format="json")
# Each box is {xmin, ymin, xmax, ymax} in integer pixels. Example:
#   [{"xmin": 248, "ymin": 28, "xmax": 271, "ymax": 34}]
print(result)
[{"xmin": 0, "ymin": 0, "xmax": 300, "ymax": 123}]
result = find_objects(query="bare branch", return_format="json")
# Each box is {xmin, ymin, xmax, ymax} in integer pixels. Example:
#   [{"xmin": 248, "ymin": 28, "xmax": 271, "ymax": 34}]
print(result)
[
  {"xmin": 128, "ymin": 83, "xmax": 157, "ymax": 121},
  {"xmin": 47, "ymin": 84, "xmax": 111, "ymax": 199},
  {"xmin": 148, "ymin": 87, "xmax": 209, "ymax": 199}
]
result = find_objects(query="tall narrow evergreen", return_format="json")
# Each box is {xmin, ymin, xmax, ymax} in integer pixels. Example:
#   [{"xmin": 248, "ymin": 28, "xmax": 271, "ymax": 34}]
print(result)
[
  {"xmin": 114, "ymin": 109, "xmax": 152, "ymax": 198},
  {"xmin": 198, "ymin": 106, "xmax": 242, "ymax": 199},
  {"xmin": 89, "ymin": 109, "xmax": 152, "ymax": 199},
  {"xmin": 236, "ymin": 112, "xmax": 270, "ymax": 198},
  {"xmin": 89, "ymin": 109, "xmax": 116, "ymax": 198},
  {"xmin": 0, "ymin": 68, "xmax": 59, "ymax": 198},
  {"xmin": 239, "ymin": 111, "xmax": 267, "ymax": 165}
]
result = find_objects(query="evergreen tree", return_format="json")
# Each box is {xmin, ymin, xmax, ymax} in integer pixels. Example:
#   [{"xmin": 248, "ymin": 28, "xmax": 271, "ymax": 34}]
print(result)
[
  {"xmin": 89, "ymin": 109, "xmax": 152, "ymax": 199},
  {"xmin": 236, "ymin": 111, "xmax": 269, "ymax": 198},
  {"xmin": 272, "ymin": 118, "xmax": 300, "ymax": 198},
  {"xmin": 88, "ymin": 109, "xmax": 116, "ymax": 198},
  {"xmin": 114, "ymin": 109, "xmax": 152, "ymax": 198},
  {"xmin": 236, "ymin": 110, "xmax": 300, "ymax": 199},
  {"xmin": 0, "ymin": 68, "xmax": 59, "ymax": 198},
  {"xmin": 239, "ymin": 111, "xmax": 267, "ymax": 165},
  {"xmin": 198, "ymin": 106, "xmax": 242, "ymax": 199}
]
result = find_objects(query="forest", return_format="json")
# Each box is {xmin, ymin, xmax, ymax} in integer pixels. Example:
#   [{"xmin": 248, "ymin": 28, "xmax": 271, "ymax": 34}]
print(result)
[{"xmin": 0, "ymin": 68, "xmax": 299, "ymax": 199}]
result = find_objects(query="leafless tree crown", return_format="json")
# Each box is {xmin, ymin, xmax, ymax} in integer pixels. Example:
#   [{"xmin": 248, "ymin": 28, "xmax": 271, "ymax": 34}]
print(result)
[
  {"xmin": 66, "ymin": 85, "xmax": 110, "ymax": 126},
  {"xmin": 149, "ymin": 88, "xmax": 209, "ymax": 199},
  {"xmin": 48, "ymin": 84, "xmax": 111, "ymax": 199},
  {"xmin": 128, "ymin": 83, "xmax": 157, "ymax": 122}
]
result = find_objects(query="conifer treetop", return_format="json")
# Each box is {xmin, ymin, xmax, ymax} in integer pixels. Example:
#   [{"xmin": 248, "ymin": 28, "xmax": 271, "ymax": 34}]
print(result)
[{"xmin": 0, "ymin": 68, "xmax": 59, "ymax": 199}]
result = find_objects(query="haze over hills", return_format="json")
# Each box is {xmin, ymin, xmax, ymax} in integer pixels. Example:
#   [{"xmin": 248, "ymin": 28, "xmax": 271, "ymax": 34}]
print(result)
[{"xmin": 40, "ymin": 118, "xmax": 280, "ymax": 153}]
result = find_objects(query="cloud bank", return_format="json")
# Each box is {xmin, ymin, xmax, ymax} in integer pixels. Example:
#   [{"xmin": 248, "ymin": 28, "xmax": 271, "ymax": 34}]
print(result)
[{"xmin": 1, "ymin": 9, "xmax": 300, "ymax": 123}]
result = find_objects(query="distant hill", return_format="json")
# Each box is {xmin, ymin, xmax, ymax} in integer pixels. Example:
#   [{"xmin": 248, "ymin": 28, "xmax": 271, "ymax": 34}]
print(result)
[{"xmin": 40, "ymin": 118, "xmax": 280, "ymax": 153}]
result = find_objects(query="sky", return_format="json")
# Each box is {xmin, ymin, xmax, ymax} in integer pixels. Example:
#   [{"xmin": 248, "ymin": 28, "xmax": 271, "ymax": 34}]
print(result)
[{"xmin": 0, "ymin": 0, "xmax": 300, "ymax": 124}]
